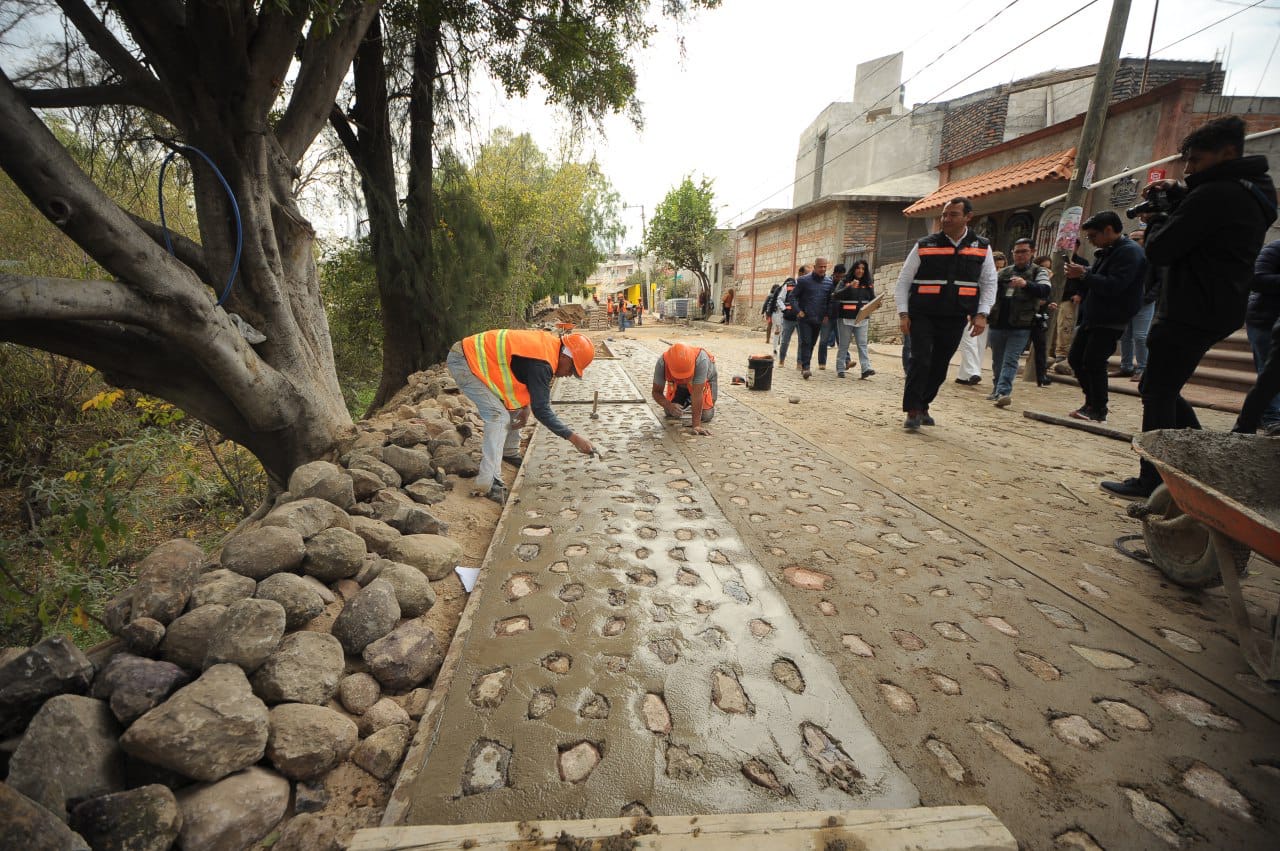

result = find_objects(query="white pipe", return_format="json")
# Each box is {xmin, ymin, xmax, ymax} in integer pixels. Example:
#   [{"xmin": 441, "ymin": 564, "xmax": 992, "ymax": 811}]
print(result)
[{"xmin": 1039, "ymin": 126, "xmax": 1280, "ymax": 207}]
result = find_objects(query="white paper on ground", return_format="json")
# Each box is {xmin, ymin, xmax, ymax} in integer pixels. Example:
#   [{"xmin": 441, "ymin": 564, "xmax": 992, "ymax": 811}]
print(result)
[{"xmin": 455, "ymin": 566, "xmax": 480, "ymax": 593}]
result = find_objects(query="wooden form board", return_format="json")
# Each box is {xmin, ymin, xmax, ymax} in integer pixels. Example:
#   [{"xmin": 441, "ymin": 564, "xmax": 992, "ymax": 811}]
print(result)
[{"xmin": 350, "ymin": 806, "xmax": 1017, "ymax": 851}]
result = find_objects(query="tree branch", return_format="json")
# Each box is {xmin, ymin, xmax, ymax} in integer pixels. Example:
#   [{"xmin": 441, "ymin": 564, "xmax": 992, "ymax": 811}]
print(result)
[
  {"xmin": 102, "ymin": 0, "xmax": 188, "ymax": 90},
  {"xmin": 19, "ymin": 83, "xmax": 158, "ymax": 112},
  {"xmin": 277, "ymin": 0, "xmax": 382, "ymax": 164},
  {"xmin": 52, "ymin": 0, "xmax": 172, "ymax": 116},
  {"xmin": 244, "ymin": 1, "xmax": 309, "ymax": 115},
  {"xmin": 125, "ymin": 212, "xmax": 215, "ymax": 291},
  {"xmin": 0, "ymin": 273, "xmax": 154, "ymax": 325}
]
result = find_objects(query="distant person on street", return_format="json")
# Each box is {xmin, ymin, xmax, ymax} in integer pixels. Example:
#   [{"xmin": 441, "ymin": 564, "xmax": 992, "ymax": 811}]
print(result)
[
  {"xmin": 1028, "ymin": 254, "xmax": 1055, "ymax": 386},
  {"xmin": 775, "ymin": 265, "xmax": 808, "ymax": 366},
  {"xmin": 447, "ymin": 330, "xmax": 596, "ymax": 504},
  {"xmin": 762, "ymin": 282, "xmax": 783, "ymax": 343},
  {"xmin": 1236, "ymin": 237, "xmax": 1280, "ymax": 434},
  {"xmin": 1104, "ymin": 116, "xmax": 1277, "ymax": 497},
  {"xmin": 896, "ymin": 196, "xmax": 997, "ymax": 431},
  {"xmin": 986, "ymin": 239, "xmax": 1050, "ymax": 408},
  {"xmin": 789, "ymin": 257, "xmax": 832, "ymax": 379},
  {"xmin": 955, "ymin": 250, "xmax": 1003, "ymax": 385},
  {"xmin": 1064, "ymin": 211, "xmax": 1145, "ymax": 425},
  {"xmin": 816, "ymin": 264, "xmax": 841, "ymax": 370},
  {"xmin": 651, "ymin": 342, "xmax": 718, "ymax": 435},
  {"xmin": 830, "ymin": 260, "xmax": 877, "ymax": 378},
  {"xmin": 721, "ymin": 287, "xmax": 735, "ymax": 323},
  {"xmin": 1053, "ymin": 239, "xmax": 1089, "ymax": 362},
  {"xmin": 1114, "ymin": 226, "xmax": 1158, "ymax": 381},
  {"xmin": 618, "ymin": 295, "xmax": 629, "ymax": 331}
]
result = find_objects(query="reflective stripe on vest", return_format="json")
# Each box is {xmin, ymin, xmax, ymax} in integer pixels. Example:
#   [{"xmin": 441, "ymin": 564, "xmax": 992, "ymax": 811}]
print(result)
[
  {"xmin": 909, "ymin": 232, "xmax": 989, "ymax": 315},
  {"xmin": 462, "ymin": 330, "xmax": 562, "ymax": 410},
  {"xmin": 663, "ymin": 349, "xmax": 716, "ymax": 410}
]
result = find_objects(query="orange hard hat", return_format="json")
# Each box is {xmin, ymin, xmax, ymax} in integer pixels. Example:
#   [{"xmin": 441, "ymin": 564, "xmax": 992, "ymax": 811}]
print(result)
[
  {"xmin": 663, "ymin": 343, "xmax": 699, "ymax": 381},
  {"xmin": 562, "ymin": 334, "xmax": 594, "ymax": 377}
]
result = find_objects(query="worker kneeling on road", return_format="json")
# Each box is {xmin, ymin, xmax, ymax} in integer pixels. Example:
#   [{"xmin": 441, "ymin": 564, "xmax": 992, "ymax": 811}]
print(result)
[
  {"xmin": 446, "ymin": 330, "xmax": 596, "ymax": 505},
  {"xmin": 652, "ymin": 342, "xmax": 718, "ymax": 435}
]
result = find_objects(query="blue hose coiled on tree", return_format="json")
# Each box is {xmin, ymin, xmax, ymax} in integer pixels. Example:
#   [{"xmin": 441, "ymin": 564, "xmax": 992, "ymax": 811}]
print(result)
[{"xmin": 158, "ymin": 144, "xmax": 242, "ymax": 307}]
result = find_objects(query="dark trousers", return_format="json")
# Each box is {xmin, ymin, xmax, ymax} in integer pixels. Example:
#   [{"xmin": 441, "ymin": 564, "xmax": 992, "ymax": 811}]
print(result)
[
  {"xmin": 797, "ymin": 320, "xmax": 822, "ymax": 369},
  {"xmin": 1237, "ymin": 316, "xmax": 1280, "ymax": 431},
  {"xmin": 1138, "ymin": 321, "xmax": 1221, "ymax": 487},
  {"xmin": 1029, "ymin": 321, "xmax": 1048, "ymax": 381},
  {"xmin": 1067, "ymin": 325, "xmax": 1124, "ymax": 418},
  {"xmin": 903, "ymin": 313, "xmax": 967, "ymax": 412},
  {"xmin": 901, "ymin": 334, "xmax": 912, "ymax": 373},
  {"xmin": 818, "ymin": 321, "xmax": 834, "ymax": 366},
  {"xmin": 721, "ymin": 306, "xmax": 731, "ymax": 323}
]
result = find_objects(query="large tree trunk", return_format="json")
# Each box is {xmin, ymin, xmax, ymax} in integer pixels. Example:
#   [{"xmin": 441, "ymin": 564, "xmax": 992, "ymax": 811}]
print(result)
[{"xmin": 0, "ymin": 1, "xmax": 379, "ymax": 483}]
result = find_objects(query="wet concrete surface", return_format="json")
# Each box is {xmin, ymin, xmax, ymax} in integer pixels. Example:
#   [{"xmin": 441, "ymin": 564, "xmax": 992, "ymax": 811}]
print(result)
[
  {"xmin": 395, "ymin": 358, "xmax": 918, "ymax": 825},
  {"xmin": 599, "ymin": 328, "xmax": 1280, "ymax": 851}
]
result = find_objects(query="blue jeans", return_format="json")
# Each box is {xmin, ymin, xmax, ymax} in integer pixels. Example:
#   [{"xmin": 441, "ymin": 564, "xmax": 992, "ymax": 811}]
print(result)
[
  {"xmin": 446, "ymin": 350, "xmax": 520, "ymax": 491},
  {"xmin": 836, "ymin": 321, "xmax": 872, "ymax": 374},
  {"xmin": 988, "ymin": 327, "xmax": 1032, "ymax": 397},
  {"xmin": 1246, "ymin": 321, "xmax": 1280, "ymax": 427},
  {"xmin": 618, "ymin": 312, "xmax": 629, "ymax": 331},
  {"xmin": 1120, "ymin": 301, "xmax": 1155, "ymax": 373},
  {"xmin": 777, "ymin": 319, "xmax": 798, "ymax": 366}
]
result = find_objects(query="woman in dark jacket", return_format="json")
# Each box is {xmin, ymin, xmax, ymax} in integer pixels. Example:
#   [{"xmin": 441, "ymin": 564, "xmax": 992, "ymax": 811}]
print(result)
[{"xmin": 829, "ymin": 260, "xmax": 877, "ymax": 378}]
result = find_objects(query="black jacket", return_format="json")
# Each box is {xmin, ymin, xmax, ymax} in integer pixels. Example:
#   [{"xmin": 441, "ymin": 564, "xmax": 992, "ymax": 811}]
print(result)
[
  {"xmin": 1247, "ymin": 238, "xmax": 1280, "ymax": 327},
  {"xmin": 1077, "ymin": 235, "xmax": 1146, "ymax": 328},
  {"xmin": 829, "ymin": 272, "xmax": 875, "ymax": 321},
  {"xmin": 788, "ymin": 271, "xmax": 832, "ymax": 323},
  {"xmin": 1145, "ymin": 155, "xmax": 1277, "ymax": 336},
  {"xmin": 990, "ymin": 264, "xmax": 1051, "ymax": 329}
]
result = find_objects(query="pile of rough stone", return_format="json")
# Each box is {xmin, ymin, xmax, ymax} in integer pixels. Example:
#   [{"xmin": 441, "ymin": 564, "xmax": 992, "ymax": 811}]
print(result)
[{"xmin": 0, "ymin": 367, "xmax": 487, "ymax": 851}]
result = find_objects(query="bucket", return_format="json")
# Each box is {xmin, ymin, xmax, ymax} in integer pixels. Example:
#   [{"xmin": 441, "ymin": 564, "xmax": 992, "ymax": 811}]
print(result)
[{"xmin": 746, "ymin": 354, "xmax": 773, "ymax": 391}]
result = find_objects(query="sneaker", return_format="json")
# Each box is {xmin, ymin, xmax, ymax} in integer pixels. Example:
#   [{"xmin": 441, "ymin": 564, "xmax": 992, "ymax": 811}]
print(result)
[
  {"xmin": 1265, "ymin": 422, "xmax": 1280, "ymax": 437},
  {"xmin": 861, "ymin": 369, "xmax": 876, "ymax": 379},
  {"xmin": 1100, "ymin": 477, "xmax": 1154, "ymax": 500},
  {"xmin": 985, "ymin": 391, "xmax": 999, "ymax": 401},
  {"xmin": 995, "ymin": 395, "xmax": 1012, "ymax": 408},
  {"xmin": 1129, "ymin": 371, "xmax": 1143, "ymax": 383},
  {"xmin": 819, "ymin": 364, "xmax": 826, "ymax": 370},
  {"xmin": 1068, "ymin": 406, "xmax": 1093, "ymax": 421},
  {"xmin": 802, "ymin": 370, "xmax": 811, "ymax": 379},
  {"xmin": 921, "ymin": 413, "xmax": 936, "ymax": 426},
  {"xmin": 502, "ymin": 454, "xmax": 523, "ymax": 469},
  {"xmin": 904, "ymin": 413, "xmax": 922, "ymax": 431},
  {"xmin": 1037, "ymin": 377, "xmax": 1052, "ymax": 387},
  {"xmin": 837, "ymin": 371, "xmax": 846, "ymax": 378},
  {"xmin": 953, "ymin": 377, "xmax": 970, "ymax": 385},
  {"xmin": 966, "ymin": 375, "xmax": 982, "ymax": 385},
  {"xmin": 1109, "ymin": 369, "xmax": 1135, "ymax": 378},
  {"xmin": 482, "ymin": 483, "xmax": 508, "ymax": 505}
]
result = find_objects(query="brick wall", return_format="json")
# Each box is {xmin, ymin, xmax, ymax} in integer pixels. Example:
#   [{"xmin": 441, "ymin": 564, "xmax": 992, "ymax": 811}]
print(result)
[
  {"xmin": 939, "ymin": 94, "xmax": 1009, "ymax": 163},
  {"xmin": 866, "ymin": 261, "xmax": 903, "ymax": 343},
  {"xmin": 842, "ymin": 203, "xmax": 879, "ymax": 255}
]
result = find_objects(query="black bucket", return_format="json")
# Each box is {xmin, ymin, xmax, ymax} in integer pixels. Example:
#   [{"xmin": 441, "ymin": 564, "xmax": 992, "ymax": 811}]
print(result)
[{"xmin": 747, "ymin": 354, "xmax": 773, "ymax": 391}]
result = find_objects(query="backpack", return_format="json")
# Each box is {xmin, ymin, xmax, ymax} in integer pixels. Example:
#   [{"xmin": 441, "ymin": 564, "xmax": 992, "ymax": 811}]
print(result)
[{"xmin": 763, "ymin": 285, "xmax": 782, "ymax": 315}]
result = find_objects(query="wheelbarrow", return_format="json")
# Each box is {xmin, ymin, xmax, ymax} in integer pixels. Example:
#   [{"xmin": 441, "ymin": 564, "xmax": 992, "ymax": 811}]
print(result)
[{"xmin": 1134, "ymin": 430, "xmax": 1280, "ymax": 681}]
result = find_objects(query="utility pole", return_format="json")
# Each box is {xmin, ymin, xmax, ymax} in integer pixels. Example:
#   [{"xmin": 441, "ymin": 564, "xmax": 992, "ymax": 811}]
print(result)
[
  {"xmin": 1038, "ymin": 0, "xmax": 1132, "ymax": 374},
  {"xmin": 625, "ymin": 204, "xmax": 649, "ymax": 310}
]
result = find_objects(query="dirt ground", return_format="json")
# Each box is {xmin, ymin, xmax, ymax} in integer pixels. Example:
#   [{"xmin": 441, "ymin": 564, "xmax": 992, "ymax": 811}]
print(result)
[{"xmin": 580, "ymin": 320, "xmax": 1279, "ymax": 849}]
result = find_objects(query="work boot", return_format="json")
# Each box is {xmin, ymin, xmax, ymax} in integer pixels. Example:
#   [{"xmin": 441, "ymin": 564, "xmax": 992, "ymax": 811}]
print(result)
[
  {"xmin": 903, "ymin": 412, "xmax": 922, "ymax": 431},
  {"xmin": 995, "ymin": 395, "xmax": 1012, "ymax": 408},
  {"xmin": 1100, "ymin": 477, "xmax": 1153, "ymax": 500},
  {"xmin": 802, "ymin": 370, "xmax": 811, "ymax": 379},
  {"xmin": 485, "ymin": 483, "xmax": 509, "ymax": 505},
  {"xmin": 861, "ymin": 369, "xmax": 876, "ymax": 379},
  {"xmin": 502, "ymin": 454, "xmax": 523, "ymax": 469},
  {"xmin": 921, "ymin": 412, "xmax": 936, "ymax": 426},
  {"xmin": 985, "ymin": 391, "xmax": 999, "ymax": 401}
]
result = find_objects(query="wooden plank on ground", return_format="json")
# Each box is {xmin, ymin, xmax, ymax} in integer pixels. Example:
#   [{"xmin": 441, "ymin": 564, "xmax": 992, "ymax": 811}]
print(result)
[
  {"xmin": 349, "ymin": 806, "xmax": 1017, "ymax": 851},
  {"xmin": 1023, "ymin": 409, "xmax": 1133, "ymax": 443}
]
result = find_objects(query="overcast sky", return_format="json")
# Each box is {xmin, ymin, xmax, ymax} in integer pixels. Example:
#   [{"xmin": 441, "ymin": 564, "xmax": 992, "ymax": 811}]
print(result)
[{"xmin": 461, "ymin": 0, "xmax": 1280, "ymax": 247}]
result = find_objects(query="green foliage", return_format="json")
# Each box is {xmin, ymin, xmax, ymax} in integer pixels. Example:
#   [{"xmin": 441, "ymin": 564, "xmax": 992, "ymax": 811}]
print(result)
[
  {"xmin": 433, "ymin": 149, "xmax": 511, "ymax": 333},
  {"xmin": 319, "ymin": 238, "xmax": 383, "ymax": 410},
  {"xmin": 646, "ymin": 175, "xmax": 719, "ymax": 288}
]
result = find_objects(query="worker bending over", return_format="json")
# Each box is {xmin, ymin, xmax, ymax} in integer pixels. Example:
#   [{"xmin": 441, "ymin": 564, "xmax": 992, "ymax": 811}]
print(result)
[
  {"xmin": 651, "ymin": 342, "xmax": 718, "ymax": 435},
  {"xmin": 446, "ymin": 330, "xmax": 595, "ymax": 504}
]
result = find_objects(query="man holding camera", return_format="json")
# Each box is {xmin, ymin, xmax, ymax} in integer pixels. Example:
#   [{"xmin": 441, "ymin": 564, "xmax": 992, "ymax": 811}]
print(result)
[{"xmin": 1101, "ymin": 115, "xmax": 1277, "ymax": 499}]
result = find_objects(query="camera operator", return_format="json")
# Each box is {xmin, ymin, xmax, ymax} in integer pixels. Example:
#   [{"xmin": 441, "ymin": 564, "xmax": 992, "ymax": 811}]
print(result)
[{"xmin": 1101, "ymin": 115, "xmax": 1277, "ymax": 500}]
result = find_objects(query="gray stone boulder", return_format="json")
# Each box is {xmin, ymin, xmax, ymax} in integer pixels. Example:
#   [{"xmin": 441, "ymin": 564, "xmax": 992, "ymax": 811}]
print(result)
[
  {"xmin": 357, "ymin": 696, "xmax": 410, "ymax": 736},
  {"xmin": 250, "ymin": 632, "xmax": 344, "ymax": 705},
  {"xmin": 388, "ymin": 534, "xmax": 463, "ymax": 581},
  {"xmin": 101, "ymin": 592, "xmax": 133, "ymax": 636},
  {"xmin": 377, "ymin": 502, "xmax": 448, "ymax": 536},
  {"xmin": 351, "ymin": 723, "xmax": 410, "ymax": 780},
  {"xmin": 332, "ymin": 578, "xmax": 400, "ymax": 655},
  {"xmin": 175, "ymin": 767, "xmax": 289, "ymax": 851},
  {"xmin": 158, "ymin": 605, "xmax": 225, "ymax": 672},
  {"xmin": 130, "ymin": 539, "xmax": 204, "ymax": 625},
  {"xmin": 300, "ymin": 574, "xmax": 337, "ymax": 603},
  {"xmin": 254, "ymin": 573, "xmax": 325, "ymax": 630},
  {"xmin": 91, "ymin": 653, "xmax": 191, "ymax": 725},
  {"xmin": 377, "ymin": 561, "xmax": 436, "ymax": 617},
  {"xmin": 0, "ymin": 783, "xmax": 91, "ymax": 851},
  {"xmin": 8, "ymin": 695, "xmax": 124, "ymax": 812},
  {"xmin": 203, "ymin": 598, "xmax": 286, "ymax": 673},
  {"xmin": 301, "ymin": 527, "xmax": 366, "ymax": 583},
  {"xmin": 350, "ymin": 430, "xmax": 387, "ymax": 452},
  {"xmin": 382, "ymin": 444, "xmax": 434, "ymax": 484},
  {"xmin": 69, "ymin": 784, "xmax": 181, "ymax": 851},
  {"xmin": 189, "ymin": 569, "xmax": 256, "ymax": 608},
  {"xmin": 432, "ymin": 444, "xmax": 479, "ymax": 477},
  {"xmin": 404, "ymin": 478, "xmax": 451, "ymax": 506},
  {"xmin": 266, "ymin": 703, "xmax": 358, "ymax": 779},
  {"xmin": 120, "ymin": 617, "xmax": 165, "ymax": 656},
  {"xmin": 388, "ymin": 422, "xmax": 433, "ymax": 448},
  {"xmin": 353, "ymin": 555, "xmax": 386, "ymax": 586},
  {"xmin": 363, "ymin": 621, "xmax": 444, "ymax": 691},
  {"xmin": 346, "ymin": 454, "xmax": 401, "ymax": 489},
  {"xmin": 337, "ymin": 672, "xmax": 381, "ymax": 715},
  {"xmin": 260, "ymin": 497, "xmax": 353, "ymax": 539},
  {"xmin": 218, "ymin": 526, "xmax": 305, "ymax": 581},
  {"xmin": 348, "ymin": 515, "xmax": 400, "ymax": 556},
  {"xmin": 348, "ymin": 467, "xmax": 384, "ymax": 501},
  {"xmin": 274, "ymin": 813, "xmax": 344, "ymax": 851},
  {"xmin": 0, "ymin": 635, "xmax": 94, "ymax": 736},
  {"xmin": 120, "ymin": 664, "xmax": 268, "ymax": 782},
  {"xmin": 287, "ymin": 460, "xmax": 355, "ymax": 509}
]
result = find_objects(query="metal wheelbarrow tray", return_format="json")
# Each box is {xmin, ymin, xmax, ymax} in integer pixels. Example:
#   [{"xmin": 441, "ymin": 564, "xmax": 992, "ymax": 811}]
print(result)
[{"xmin": 1134, "ymin": 430, "xmax": 1280, "ymax": 681}]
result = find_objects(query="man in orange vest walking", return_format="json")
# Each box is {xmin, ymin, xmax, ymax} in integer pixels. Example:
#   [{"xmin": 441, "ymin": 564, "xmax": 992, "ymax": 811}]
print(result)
[
  {"xmin": 447, "ymin": 330, "xmax": 596, "ymax": 504},
  {"xmin": 650, "ymin": 342, "xmax": 718, "ymax": 435}
]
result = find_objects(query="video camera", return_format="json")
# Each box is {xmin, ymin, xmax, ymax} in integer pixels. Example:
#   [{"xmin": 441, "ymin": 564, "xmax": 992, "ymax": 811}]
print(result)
[{"xmin": 1126, "ymin": 188, "xmax": 1172, "ymax": 220}]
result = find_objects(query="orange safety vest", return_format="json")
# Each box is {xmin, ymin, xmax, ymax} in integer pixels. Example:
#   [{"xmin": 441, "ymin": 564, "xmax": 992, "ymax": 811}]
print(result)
[
  {"xmin": 662, "ymin": 347, "xmax": 715, "ymax": 411},
  {"xmin": 461, "ymin": 330, "xmax": 563, "ymax": 410}
]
